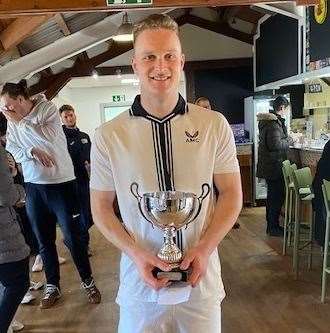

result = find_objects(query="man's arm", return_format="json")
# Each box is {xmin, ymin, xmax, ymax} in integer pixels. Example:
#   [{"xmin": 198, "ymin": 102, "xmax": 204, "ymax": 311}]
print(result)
[
  {"xmin": 91, "ymin": 189, "xmax": 171, "ymax": 290},
  {"xmin": 180, "ymin": 172, "xmax": 242, "ymax": 287},
  {"xmin": 6, "ymin": 132, "xmax": 33, "ymax": 163},
  {"xmin": 18, "ymin": 102, "xmax": 62, "ymax": 144},
  {"xmin": 266, "ymin": 126, "xmax": 289, "ymax": 152}
]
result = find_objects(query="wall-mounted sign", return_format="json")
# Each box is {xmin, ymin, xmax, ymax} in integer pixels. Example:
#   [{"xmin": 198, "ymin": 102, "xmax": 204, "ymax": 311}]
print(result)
[
  {"xmin": 314, "ymin": 0, "xmax": 327, "ymax": 24},
  {"xmin": 308, "ymin": 83, "xmax": 323, "ymax": 93},
  {"xmin": 112, "ymin": 95, "xmax": 126, "ymax": 102},
  {"xmin": 106, "ymin": 0, "xmax": 152, "ymax": 6}
]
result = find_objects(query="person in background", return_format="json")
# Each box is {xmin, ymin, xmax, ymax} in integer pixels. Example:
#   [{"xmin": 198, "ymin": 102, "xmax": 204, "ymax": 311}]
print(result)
[
  {"xmin": 195, "ymin": 96, "xmax": 212, "ymax": 110},
  {"xmin": 1, "ymin": 80, "xmax": 101, "ymax": 309},
  {"xmin": 312, "ymin": 139, "xmax": 330, "ymax": 246},
  {"xmin": 0, "ymin": 144, "xmax": 30, "ymax": 333},
  {"xmin": 257, "ymin": 96, "xmax": 292, "ymax": 237},
  {"xmin": 59, "ymin": 105, "xmax": 93, "ymax": 251}
]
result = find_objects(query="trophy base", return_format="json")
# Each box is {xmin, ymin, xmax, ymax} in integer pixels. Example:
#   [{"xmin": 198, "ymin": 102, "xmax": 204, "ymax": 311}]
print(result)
[{"xmin": 152, "ymin": 267, "xmax": 191, "ymax": 282}]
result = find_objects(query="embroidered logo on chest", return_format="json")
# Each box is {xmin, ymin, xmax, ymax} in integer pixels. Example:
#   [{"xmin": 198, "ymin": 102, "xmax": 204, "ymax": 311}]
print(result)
[{"xmin": 185, "ymin": 130, "xmax": 200, "ymax": 143}]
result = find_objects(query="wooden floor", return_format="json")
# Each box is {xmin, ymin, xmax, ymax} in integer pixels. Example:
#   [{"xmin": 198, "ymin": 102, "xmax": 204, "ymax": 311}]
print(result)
[{"xmin": 16, "ymin": 207, "xmax": 330, "ymax": 333}]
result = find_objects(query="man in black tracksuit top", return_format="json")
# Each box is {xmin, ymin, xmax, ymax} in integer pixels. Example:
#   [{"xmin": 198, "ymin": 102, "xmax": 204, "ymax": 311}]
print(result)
[{"xmin": 59, "ymin": 105, "xmax": 93, "ymax": 247}]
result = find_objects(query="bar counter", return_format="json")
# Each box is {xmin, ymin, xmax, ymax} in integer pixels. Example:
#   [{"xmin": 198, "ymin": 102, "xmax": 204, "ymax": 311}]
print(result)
[{"xmin": 288, "ymin": 147, "xmax": 323, "ymax": 175}]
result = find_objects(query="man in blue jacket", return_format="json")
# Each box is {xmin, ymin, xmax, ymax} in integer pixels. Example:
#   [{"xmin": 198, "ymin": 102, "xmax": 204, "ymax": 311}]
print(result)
[{"xmin": 60, "ymin": 105, "xmax": 93, "ymax": 249}]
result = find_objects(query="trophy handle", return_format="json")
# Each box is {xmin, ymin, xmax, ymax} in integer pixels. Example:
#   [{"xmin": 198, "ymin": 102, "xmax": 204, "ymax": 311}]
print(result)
[
  {"xmin": 185, "ymin": 183, "xmax": 211, "ymax": 228},
  {"xmin": 130, "ymin": 182, "xmax": 154, "ymax": 228}
]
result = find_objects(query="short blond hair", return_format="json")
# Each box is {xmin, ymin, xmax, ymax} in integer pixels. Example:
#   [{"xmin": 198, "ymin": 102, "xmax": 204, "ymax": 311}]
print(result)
[{"xmin": 133, "ymin": 14, "xmax": 179, "ymax": 45}]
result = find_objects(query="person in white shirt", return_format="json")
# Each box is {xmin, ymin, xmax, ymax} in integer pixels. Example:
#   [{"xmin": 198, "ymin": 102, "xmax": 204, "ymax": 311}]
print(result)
[
  {"xmin": 0, "ymin": 80, "xmax": 101, "ymax": 309},
  {"xmin": 90, "ymin": 14, "xmax": 242, "ymax": 333}
]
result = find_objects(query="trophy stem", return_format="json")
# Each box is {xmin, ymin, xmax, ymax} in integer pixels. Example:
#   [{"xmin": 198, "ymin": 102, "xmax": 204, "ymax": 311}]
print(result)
[{"xmin": 157, "ymin": 226, "xmax": 182, "ymax": 267}]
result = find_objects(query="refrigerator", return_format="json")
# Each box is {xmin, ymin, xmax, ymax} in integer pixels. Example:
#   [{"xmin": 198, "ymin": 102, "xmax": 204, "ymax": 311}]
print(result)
[{"xmin": 244, "ymin": 95, "xmax": 290, "ymax": 204}]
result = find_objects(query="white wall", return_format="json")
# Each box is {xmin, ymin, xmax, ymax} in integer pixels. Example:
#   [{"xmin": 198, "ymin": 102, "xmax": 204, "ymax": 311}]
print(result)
[{"xmin": 54, "ymin": 80, "xmax": 186, "ymax": 138}]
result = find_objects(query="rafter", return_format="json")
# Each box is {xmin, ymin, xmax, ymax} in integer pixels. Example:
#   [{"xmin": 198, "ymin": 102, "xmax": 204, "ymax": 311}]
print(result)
[
  {"xmin": 54, "ymin": 13, "xmax": 71, "ymax": 36},
  {"xmin": 176, "ymin": 14, "xmax": 253, "ymax": 44},
  {"xmin": 29, "ymin": 41, "xmax": 133, "ymax": 99},
  {"xmin": 0, "ymin": 15, "xmax": 51, "ymax": 51},
  {"xmin": 0, "ymin": 0, "xmax": 317, "ymax": 16}
]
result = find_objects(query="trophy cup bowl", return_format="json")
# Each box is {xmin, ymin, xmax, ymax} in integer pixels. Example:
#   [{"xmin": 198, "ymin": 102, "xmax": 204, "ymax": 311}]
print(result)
[{"xmin": 131, "ymin": 183, "xmax": 210, "ymax": 282}]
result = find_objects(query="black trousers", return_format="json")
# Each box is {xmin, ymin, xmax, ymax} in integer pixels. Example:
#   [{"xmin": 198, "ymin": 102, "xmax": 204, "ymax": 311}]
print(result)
[
  {"xmin": 0, "ymin": 257, "xmax": 30, "ymax": 333},
  {"xmin": 25, "ymin": 180, "xmax": 92, "ymax": 288},
  {"xmin": 266, "ymin": 175, "xmax": 285, "ymax": 231}
]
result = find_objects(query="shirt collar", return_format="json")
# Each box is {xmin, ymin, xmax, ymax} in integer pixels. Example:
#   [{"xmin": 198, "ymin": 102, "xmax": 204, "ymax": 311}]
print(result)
[{"xmin": 129, "ymin": 94, "xmax": 187, "ymax": 123}]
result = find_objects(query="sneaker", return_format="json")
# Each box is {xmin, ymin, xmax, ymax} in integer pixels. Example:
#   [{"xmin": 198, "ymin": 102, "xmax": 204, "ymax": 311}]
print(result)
[
  {"xmin": 58, "ymin": 256, "xmax": 66, "ymax": 265},
  {"xmin": 29, "ymin": 280, "xmax": 44, "ymax": 291},
  {"xmin": 81, "ymin": 278, "xmax": 101, "ymax": 304},
  {"xmin": 11, "ymin": 320, "xmax": 24, "ymax": 332},
  {"xmin": 32, "ymin": 255, "xmax": 43, "ymax": 272},
  {"xmin": 21, "ymin": 291, "xmax": 36, "ymax": 304},
  {"xmin": 40, "ymin": 284, "xmax": 61, "ymax": 309}
]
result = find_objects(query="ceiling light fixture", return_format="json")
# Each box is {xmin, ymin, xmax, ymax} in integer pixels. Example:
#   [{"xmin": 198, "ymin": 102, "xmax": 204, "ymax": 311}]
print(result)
[
  {"xmin": 112, "ymin": 12, "xmax": 133, "ymax": 42},
  {"xmin": 92, "ymin": 70, "xmax": 98, "ymax": 79}
]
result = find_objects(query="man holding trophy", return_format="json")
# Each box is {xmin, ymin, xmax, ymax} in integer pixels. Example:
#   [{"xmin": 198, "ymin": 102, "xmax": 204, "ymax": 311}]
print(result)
[{"xmin": 90, "ymin": 14, "xmax": 242, "ymax": 333}]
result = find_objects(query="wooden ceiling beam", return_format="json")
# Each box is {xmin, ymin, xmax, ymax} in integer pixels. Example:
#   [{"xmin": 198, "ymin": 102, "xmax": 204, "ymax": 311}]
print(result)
[
  {"xmin": 0, "ymin": 15, "xmax": 51, "ymax": 51},
  {"xmin": 177, "ymin": 14, "xmax": 253, "ymax": 44},
  {"xmin": 29, "ymin": 41, "xmax": 133, "ymax": 99},
  {"xmin": 53, "ymin": 13, "xmax": 71, "ymax": 36},
  {"xmin": 0, "ymin": 0, "xmax": 317, "ymax": 16},
  {"xmin": 234, "ymin": 6, "xmax": 264, "ymax": 24}
]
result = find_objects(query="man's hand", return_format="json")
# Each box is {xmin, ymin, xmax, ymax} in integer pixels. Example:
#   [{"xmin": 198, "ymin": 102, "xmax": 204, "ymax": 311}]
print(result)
[
  {"xmin": 31, "ymin": 148, "xmax": 55, "ymax": 167},
  {"xmin": 7, "ymin": 153, "xmax": 17, "ymax": 177},
  {"xmin": 84, "ymin": 160, "xmax": 91, "ymax": 178},
  {"xmin": 1, "ymin": 108, "xmax": 24, "ymax": 124},
  {"xmin": 180, "ymin": 245, "xmax": 211, "ymax": 288},
  {"xmin": 131, "ymin": 247, "xmax": 172, "ymax": 290}
]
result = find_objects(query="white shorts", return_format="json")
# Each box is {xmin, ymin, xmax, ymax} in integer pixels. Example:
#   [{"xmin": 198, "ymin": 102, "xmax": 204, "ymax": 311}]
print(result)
[{"xmin": 118, "ymin": 298, "xmax": 222, "ymax": 333}]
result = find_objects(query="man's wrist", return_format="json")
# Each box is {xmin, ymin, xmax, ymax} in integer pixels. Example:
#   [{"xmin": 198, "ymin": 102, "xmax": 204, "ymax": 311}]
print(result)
[{"xmin": 196, "ymin": 239, "xmax": 216, "ymax": 257}]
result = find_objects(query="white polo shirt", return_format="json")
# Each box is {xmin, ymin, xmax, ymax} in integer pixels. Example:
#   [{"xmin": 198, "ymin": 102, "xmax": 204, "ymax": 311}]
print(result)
[{"xmin": 90, "ymin": 94, "xmax": 239, "ymax": 305}]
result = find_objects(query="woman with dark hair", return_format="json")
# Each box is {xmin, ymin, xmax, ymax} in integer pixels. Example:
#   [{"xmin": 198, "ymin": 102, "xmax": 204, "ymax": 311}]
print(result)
[
  {"xmin": 0, "ymin": 144, "xmax": 30, "ymax": 333},
  {"xmin": 312, "ymin": 140, "xmax": 330, "ymax": 246},
  {"xmin": 257, "ymin": 96, "xmax": 292, "ymax": 236}
]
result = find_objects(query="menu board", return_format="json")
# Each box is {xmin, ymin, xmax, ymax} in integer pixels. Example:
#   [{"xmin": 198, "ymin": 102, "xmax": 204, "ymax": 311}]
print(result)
[{"xmin": 307, "ymin": 1, "xmax": 330, "ymax": 70}]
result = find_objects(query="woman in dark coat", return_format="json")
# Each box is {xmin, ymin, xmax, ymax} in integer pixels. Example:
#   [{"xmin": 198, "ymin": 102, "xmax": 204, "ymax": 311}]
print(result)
[
  {"xmin": 312, "ymin": 140, "xmax": 330, "ymax": 246},
  {"xmin": 257, "ymin": 96, "xmax": 292, "ymax": 236}
]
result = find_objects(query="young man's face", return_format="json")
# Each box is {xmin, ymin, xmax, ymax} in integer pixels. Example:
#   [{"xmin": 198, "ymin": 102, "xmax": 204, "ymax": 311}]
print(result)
[
  {"xmin": 61, "ymin": 110, "xmax": 77, "ymax": 128},
  {"xmin": 277, "ymin": 105, "xmax": 289, "ymax": 117},
  {"xmin": 132, "ymin": 28, "xmax": 185, "ymax": 100},
  {"xmin": 1, "ymin": 94, "xmax": 26, "ymax": 118}
]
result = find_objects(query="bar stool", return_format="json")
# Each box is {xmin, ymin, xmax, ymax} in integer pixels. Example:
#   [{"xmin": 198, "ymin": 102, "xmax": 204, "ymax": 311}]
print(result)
[
  {"xmin": 282, "ymin": 160, "xmax": 295, "ymax": 255},
  {"xmin": 321, "ymin": 179, "xmax": 330, "ymax": 303},
  {"xmin": 292, "ymin": 167, "xmax": 315, "ymax": 280}
]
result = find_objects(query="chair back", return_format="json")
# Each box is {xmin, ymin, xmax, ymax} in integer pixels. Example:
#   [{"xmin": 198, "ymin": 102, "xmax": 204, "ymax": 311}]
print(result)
[
  {"xmin": 287, "ymin": 163, "xmax": 297, "ymax": 186},
  {"xmin": 292, "ymin": 167, "xmax": 313, "ymax": 195},
  {"xmin": 282, "ymin": 160, "xmax": 291, "ymax": 189}
]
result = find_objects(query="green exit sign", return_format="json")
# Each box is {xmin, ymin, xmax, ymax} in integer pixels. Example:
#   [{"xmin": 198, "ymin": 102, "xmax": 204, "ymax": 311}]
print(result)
[
  {"xmin": 106, "ymin": 0, "xmax": 152, "ymax": 6},
  {"xmin": 112, "ymin": 95, "xmax": 126, "ymax": 102}
]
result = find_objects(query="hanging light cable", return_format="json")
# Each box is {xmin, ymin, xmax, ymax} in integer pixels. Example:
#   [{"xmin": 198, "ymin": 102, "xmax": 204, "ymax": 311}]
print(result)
[{"xmin": 112, "ymin": 12, "xmax": 133, "ymax": 42}]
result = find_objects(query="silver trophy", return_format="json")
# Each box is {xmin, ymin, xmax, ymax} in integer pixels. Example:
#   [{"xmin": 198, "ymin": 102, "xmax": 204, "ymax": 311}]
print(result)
[{"xmin": 130, "ymin": 182, "xmax": 210, "ymax": 281}]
